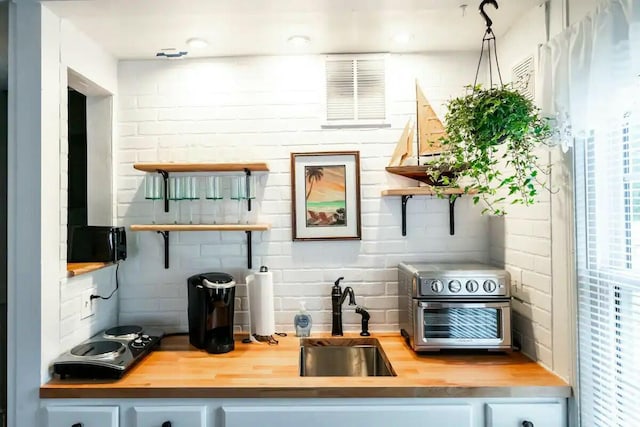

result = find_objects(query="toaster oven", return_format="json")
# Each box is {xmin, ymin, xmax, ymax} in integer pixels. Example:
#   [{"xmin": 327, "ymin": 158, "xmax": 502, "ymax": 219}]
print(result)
[{"xmin": 398, "ymin": 262, "xmax": 512, "ymax": 351}]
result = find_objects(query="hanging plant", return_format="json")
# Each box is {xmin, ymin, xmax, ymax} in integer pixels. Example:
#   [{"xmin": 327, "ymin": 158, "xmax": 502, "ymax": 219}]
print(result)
[
  {"xmin": 424, "ymin": 0, "xmax": 553, "ymax": 215},
  {"xmin": 426, "ymin": 84, "xmax": 552, "ymax": 215}
]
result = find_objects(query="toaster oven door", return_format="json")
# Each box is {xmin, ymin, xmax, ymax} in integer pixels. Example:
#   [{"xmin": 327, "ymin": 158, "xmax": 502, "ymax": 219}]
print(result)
[{"xmin": 413, "ymin": 300, "xmax": 511, "ymax": 350}]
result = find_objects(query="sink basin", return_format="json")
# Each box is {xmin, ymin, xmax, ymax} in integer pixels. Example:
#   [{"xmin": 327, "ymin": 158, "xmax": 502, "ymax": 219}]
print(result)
[{"xmin": 299, "ymin": 337, "xmax": 396, "ymax": 377}]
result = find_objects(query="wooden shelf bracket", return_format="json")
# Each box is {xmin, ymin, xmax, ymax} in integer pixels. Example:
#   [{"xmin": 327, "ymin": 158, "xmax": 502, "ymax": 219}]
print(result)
[
  {"xmin": 157, "ymin": 230, "xmax": 170, "ymax": 268},
  {"xmin": 397, "ymin": 194, "xmax": 460, "ymax": 237}
]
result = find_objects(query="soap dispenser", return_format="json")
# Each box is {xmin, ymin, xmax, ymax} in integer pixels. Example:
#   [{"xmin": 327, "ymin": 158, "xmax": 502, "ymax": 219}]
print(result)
[{"xmin": 294, "ymin": 301, "xmax": 312, "ymax": 337}]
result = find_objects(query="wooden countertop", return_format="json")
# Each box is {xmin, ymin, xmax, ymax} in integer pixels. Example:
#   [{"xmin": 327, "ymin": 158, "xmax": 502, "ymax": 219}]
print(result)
[{"xmin": 40, "ymin": 334, "xmax": 571, "ymax": 399}]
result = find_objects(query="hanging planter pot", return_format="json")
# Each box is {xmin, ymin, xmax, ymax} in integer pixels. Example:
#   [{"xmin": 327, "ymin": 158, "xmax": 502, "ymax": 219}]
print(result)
[{"xmin": 426, "ymin": 0, "xmax": 553, "ymax": 215}]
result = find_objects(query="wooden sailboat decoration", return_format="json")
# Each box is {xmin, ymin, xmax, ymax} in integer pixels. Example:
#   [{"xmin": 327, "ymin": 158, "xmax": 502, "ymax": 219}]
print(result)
[{"xmin": 386, "ymin": 82, "xmax": 450, "ymax": 184}]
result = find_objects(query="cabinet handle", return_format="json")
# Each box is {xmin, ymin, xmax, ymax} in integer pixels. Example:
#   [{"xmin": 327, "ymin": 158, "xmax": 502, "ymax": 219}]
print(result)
[
  {"xmin": 71, "ymin": 424, "xmax": 83, "ymax": 427},
  {"xmin": 522, "ymin": 421, "xmax": 534, "ymax": 427},
  {"xmin": 162, "ymin": 422, "xmax": 172, "ymax": 427}
]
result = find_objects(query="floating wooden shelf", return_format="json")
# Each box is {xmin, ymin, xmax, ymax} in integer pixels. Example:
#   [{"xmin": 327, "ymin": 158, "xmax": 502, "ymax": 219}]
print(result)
[
  {"xmin": 130, "ymin": 224, "xmax": 271, "ymax": 269},
  {"xmin": 382, "ymin": 187, "xmax": 477, "ymax": 236},
  {"xmin": 381, "ymin": 187, "xmax": 472, "ymax": 196},
  {"xmin": 66, "ymin": 262, "xmax": 115, "ymax": 278},
  {"xmin": 133, "ymin": 162, "xmax": 269, "ymax": 173},
  {"xmin": 134, "ymin": 162, "xmax": 268, "ymax": 213},
  {"xmin": 130, "ymin": 224, "xmax": 271, "ymax": 232}
]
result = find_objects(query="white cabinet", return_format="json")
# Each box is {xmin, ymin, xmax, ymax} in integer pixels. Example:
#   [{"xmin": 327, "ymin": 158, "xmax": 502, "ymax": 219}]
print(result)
[
  {"xmin": 45, "ymin": 406, "xmax": 118, "ymax": 427},
  {"xmin": 485, "ymin": 403, "xmax": 564, "ymax": 427},
  {"xmin": 132, "ymin": 406, "xmax": 207, "ymax": 427},
  {"xmin": 222, "ymin": 404, "xmax": 473, "ymax": 427}
]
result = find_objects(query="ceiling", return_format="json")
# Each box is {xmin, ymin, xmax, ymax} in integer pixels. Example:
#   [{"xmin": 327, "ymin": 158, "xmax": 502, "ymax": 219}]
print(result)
[{"xmin": 44, "ymin": 0, "xmax": 543, "ymax": 60}]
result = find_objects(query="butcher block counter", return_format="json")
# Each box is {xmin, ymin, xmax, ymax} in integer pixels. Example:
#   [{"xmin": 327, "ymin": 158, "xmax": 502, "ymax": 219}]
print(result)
[{"xmin": 40, "ymin": 334, "xmax": 570, "ymax": 399}]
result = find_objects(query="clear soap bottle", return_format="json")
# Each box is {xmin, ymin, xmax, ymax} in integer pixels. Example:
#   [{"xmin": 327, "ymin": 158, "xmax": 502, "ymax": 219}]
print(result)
[{"xmin": 294, "ymin": 301, "xmax": 312, "ymax": 337}]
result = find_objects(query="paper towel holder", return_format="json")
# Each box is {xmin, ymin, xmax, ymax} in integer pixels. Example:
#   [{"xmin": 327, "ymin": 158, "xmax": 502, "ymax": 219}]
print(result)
[{"xmin": 244, "ymin": 265, "xmax": 279, "ymax": 345}]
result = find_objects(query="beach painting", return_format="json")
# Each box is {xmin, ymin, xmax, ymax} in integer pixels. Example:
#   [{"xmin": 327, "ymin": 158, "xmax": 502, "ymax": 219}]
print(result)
[
  {"xmin": 291, "ymin": 151, "xmax": 361, "ymax": 240},
  {"xmin": 305, "ymin": 165, "xmax": 346, "ymax": 227}
]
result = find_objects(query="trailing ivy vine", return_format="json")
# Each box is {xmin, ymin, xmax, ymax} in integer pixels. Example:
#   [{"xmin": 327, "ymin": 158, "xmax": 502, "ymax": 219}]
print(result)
[{"xmin": 426, "ymin": 85, "xmax": 553, "ymax": 215}]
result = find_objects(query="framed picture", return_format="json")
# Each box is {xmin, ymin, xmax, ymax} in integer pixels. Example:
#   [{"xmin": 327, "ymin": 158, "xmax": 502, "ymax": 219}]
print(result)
[{"xmin": 291, "ymin": 151, "xmax": 362, "ymax": 241}]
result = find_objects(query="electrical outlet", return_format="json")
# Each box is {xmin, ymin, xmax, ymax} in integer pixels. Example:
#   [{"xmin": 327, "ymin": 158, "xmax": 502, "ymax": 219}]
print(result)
[{"xmin": 80, "ymin": 289, "xmax": 95, "ymax": 319}]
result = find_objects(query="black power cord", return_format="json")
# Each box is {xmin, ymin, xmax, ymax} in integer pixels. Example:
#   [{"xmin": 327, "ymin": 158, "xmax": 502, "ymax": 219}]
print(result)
[{"xmin": 90, "ymin": 262, "xmax": 120, "ymax": 301}]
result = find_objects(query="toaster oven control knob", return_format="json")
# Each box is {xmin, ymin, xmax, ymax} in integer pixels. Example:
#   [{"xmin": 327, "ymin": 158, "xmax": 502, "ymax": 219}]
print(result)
[
  {"xmin": 448, "ymin": 280, "xmax": 462, "ymax": 293},
  {"xmin": 466, "ymin": 280, "xmax": 479, "ymax": 293},
  {"xmin": 430, "ymin": 280, "xmax": 444, "ymax": 293},
  {"xmin": 483, "ymin": 280, "xmax": 497, "ymax": 293}
]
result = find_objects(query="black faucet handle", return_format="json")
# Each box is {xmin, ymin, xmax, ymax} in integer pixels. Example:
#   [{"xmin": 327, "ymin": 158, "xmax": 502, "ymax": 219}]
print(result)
[{"xmin": 334, "ymin": 277, "xmax": 345, "ymax": 286}]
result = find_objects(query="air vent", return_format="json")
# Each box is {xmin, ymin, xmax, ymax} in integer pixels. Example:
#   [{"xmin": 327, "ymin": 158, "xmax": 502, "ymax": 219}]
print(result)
[
  {"xmin": 325, "ymin": 56, "xmax": 386, "ymax": 123},
  {"xmin": 512, "ymin": 56, "xmax": 535, "ymax": 100}
]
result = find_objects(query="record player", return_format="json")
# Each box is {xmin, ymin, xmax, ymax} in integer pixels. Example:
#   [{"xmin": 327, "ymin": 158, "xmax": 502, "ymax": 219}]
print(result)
[{"xmin": 52, "ymin": 325, "xmax": 163, "ymax": 379}]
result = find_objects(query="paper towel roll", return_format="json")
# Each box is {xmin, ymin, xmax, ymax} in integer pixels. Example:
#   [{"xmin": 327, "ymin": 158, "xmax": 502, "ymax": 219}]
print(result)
[{"xmin": 246, "ymin": 268, "xmax": 276, "ymax": 337}]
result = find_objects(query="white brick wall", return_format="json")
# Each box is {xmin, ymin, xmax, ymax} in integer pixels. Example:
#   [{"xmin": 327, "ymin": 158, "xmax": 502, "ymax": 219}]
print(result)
[
  {"xmin": 491, "ymin": 4, "xmax": 554, "ymax": 369},
  {"xmin": 116, "ymin": 53, "xmax": 492, "ymax": 334},
  {"xmin": 54, "ymin": 18, "xmax": 119, "ymax": 355}
]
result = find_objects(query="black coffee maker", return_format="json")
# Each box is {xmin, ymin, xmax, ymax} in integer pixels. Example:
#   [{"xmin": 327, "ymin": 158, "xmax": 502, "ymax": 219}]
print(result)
[{"xmin": 187, "ymin": 272, "xmax": 236, "ymax": 354}]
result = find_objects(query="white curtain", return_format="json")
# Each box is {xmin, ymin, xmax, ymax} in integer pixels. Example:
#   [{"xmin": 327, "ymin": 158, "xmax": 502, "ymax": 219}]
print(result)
[{"xmin": 541, "ymin": 1, "xmax": 640, "ymax": 426}]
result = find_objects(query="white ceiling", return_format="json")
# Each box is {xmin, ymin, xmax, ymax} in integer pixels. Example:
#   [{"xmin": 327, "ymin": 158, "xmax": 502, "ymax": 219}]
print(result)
[{"xmin": 44, "ymin": 0, "xmax": 543, "ymax": 59}]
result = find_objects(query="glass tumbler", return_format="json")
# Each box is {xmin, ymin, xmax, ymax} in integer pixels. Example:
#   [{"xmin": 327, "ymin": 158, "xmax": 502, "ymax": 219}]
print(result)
[
  {"xmin": 205, "ymin": 176, "xmax": 223, "ymax": 224},
  {"xmin": 231, "ymin": 175, "xmax": 257, "ymax": 224},
  {"xmin": 183, "ymin": 176, "xmax": 200, "ymax": 224},
  {"xmin": 168, "ymin": 176, "xmax": 184, "ymax": 224},
  {"xmin": 144, "ymin": 174, "xmax": 163, "ymax": 224}
]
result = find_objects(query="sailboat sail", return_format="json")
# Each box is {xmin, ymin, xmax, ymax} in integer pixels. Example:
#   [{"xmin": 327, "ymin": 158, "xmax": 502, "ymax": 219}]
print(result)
[{"xmin": 416, "ymin": 83, "xmax": 446, "ymax": 156}]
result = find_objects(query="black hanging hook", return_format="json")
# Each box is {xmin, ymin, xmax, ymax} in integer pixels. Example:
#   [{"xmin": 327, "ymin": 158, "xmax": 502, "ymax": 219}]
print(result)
[{"xmin": 479, "ymin": 0, "xmax": 499, "ymax": 30}]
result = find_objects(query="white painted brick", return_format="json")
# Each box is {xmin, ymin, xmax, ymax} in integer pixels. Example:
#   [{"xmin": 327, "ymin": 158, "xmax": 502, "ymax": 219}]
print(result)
[
  {"xmin": 522, "ymin": 270, "xmax": 552, "ymax": 293},
  {"xmin": 115, "ymin": 53, "xmax": 509, "ymax": 334}
]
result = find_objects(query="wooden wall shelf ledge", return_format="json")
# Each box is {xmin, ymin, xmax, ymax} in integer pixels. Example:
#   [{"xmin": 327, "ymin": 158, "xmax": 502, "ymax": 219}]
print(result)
[
  {"xmin": 66, "ymin": 262, "xmax": 115, "ymax": 278},
  {"xmin": 382, "ymin": 187, "xmax": 476, "ymax": 236},
  {"xmin": 133, "ymin": 162, "xmax": 270, "ymax": 173},
  {"xmin": 133, "ymin": 162, "xmax": 269, "ymax": 213},
  {"xmin": 130, "ymin": 224, "xmax": 271, "ymax": 269}
]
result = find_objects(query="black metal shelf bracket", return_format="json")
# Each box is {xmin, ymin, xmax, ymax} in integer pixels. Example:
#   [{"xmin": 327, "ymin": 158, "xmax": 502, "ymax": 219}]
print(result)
[
  {"xmin": 246, "ymin": 230, "xmax": 252, "ymax": 269},
  {"xmin": 157, "ymin": 230, "xmax": 170, "ymax": 269},
  {"xmin": 398, "ymin": 194, "xmax": 461, "ymax": 237},
  {"xmin": 157, "ymin": 169, "xmax": 169, "ymax": 212},
  {"xmin": 401, "ymin": 195, "xmax": 413, "ymax": 236},
  {"xmin": 448, "ymin": 195, "xmax": 457, "ymax": 236},
  {"xmin": 244, "ymin": 168, "xmax": 252, "ymax": 212}
]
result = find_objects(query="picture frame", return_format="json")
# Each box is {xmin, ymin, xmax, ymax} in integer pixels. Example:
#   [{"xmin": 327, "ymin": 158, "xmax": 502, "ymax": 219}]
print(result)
[{"xmin": 291, "ymin": 151, "xmax": 362, "ymax": 241}]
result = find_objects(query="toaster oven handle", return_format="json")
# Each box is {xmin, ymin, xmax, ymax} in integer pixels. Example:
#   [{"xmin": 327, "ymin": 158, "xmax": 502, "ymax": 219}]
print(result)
[{"xmin": 417, "ymin": 301, "xmax": 508, "ymax": 309}]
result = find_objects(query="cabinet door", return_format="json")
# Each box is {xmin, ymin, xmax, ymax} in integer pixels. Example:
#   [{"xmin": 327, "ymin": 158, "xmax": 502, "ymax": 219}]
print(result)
[
  {"xmin": 485, "ymin": 403, "xmax": 564, "ymax": 427},
  {"xmin": 45, "ymin": 406, "xmax": 118, "ymax": 427},
  {"xmin": 222, "ymin": 404, "xmax": 472, "ymax": 427},
  {"xmin": 132, "ymin": 406, "xmax": 207, "ymax": 427}
]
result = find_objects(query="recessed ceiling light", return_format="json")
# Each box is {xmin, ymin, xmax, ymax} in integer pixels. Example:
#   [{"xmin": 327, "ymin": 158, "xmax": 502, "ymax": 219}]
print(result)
[
  {"xmin": 186, "ymin": 38, "xmax": 209, "ymax": 49},
  {"xmin": 287, "ymin": 35, "xmax": 311, "ymax": 46},
  {"xmin": 392, "ymin": 33, "xmax": 413, "ymax": 44}
]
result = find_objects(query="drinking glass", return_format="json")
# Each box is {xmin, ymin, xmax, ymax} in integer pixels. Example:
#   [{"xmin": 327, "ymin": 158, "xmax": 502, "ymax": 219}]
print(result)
[
  {"xmin": 168, "ymin": 176, "xmax": 184, "ymax": 224},
  {"xmin": 144, "ymin": 174, "xmax": 163, "ymax": 224},
  {"xmin": 183, "ymin": 176, "xmax": 200, "ymax": 224},
  {"xmin": 231, "ymin": 175, "xmax": 257, "ymax": 224},
  {"xmin": 205, "ymin": 176, "xmax": 223, "ymax": 224}
]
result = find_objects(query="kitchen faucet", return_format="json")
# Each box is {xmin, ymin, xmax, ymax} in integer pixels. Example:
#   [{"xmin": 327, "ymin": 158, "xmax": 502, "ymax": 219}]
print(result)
[{"xmin": 331, "ymin": 277, "xmax": 356, "ymax": 336}]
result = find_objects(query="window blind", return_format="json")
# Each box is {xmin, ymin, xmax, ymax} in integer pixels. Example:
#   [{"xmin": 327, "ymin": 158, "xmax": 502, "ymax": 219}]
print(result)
[
  {"xmin": 325, "ymin": 57, "xmax": 385, "ymax": 122},
  {"xmin": 575, "ymin": 63, "xmax": 640, "ymax": 427}
]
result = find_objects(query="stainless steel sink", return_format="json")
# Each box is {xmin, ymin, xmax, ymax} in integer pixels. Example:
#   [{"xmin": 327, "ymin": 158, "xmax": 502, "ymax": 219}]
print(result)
[{"xmin": 299, "ymin": 337, "xmax": 396, "ymax": 377}]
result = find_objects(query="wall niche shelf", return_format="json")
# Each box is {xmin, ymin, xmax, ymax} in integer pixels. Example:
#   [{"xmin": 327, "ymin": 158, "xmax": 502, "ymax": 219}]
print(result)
[
  {"xmin": 133, "ymin": 162, "xmax": 269, "ymax": 212},
  {"xmin": 130, "ymin": 224, "xmax": 271, "ymax": 269},
  {"xmin": 381, "ymin": 187, "xmax": 476, "ymax": 236}
]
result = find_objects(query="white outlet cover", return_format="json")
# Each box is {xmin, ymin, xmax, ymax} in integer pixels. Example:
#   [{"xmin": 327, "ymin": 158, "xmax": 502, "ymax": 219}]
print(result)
[{"xmin": 80, "ymin": 289, "xmax": 95, "ymax": 319}]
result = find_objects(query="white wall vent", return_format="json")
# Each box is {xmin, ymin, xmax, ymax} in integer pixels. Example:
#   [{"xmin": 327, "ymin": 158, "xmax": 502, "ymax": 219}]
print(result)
[
  {"xmin": 512, "ymin": 56, "xmax": 535, "ymax": 101},
  {"xmin": 325, "ymin": 55, "xmax": 386, "ymax": 124}
]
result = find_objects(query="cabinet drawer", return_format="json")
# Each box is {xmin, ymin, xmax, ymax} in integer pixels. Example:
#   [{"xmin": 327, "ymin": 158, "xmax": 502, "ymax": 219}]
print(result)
[
  {"xmin": 486, "ymin": 402, "xmax": 564, "ymax": 427},
  {"xmin": 45, "ymin": 406, "xmax": 118, "ymax": 427},
  {"xmin": 222, "ymin": 404, "xmax": 472, "ymax": 427},
  {"xmin": 132, "ymin": 406, "xmax": 207, "ymax": 427}
]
